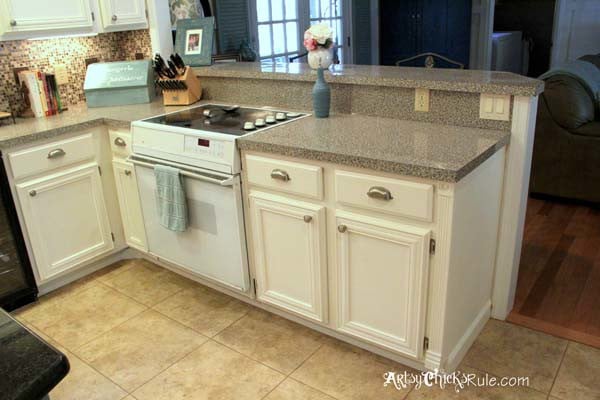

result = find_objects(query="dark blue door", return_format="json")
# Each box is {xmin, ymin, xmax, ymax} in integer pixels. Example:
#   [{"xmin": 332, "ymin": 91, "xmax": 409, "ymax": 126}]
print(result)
[{"xmin": 380, "ymin": 0, "xmax": 472, "ymax": 68}]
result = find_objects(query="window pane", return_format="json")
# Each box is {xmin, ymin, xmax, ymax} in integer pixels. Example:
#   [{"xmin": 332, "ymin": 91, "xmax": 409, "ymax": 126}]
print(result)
[
  {"xmin": 257, "ymin": 0, "xmax": 270, "ymax": 22},
  {"xmin": 286, "ymin": 22, "xmax": 298, "ymax": 52},
  {"xmin": 310, "ymin": 0, "xmax": 319, "ymax": 19},
  {"xmin": 321, "ymin": 0, "xmax": 331, "ymax": 18},
  {"xmin": 271, "ymin": 0, "xmax": 284, "ymax": 20},
  {"xmin": 273, "ymin": 23, "xmax": 285, "ymax": 54},
  {"xmin": 274, "ymin": 56, "xmax": 287, "ymax": 63},
  {"xmin": 285, "ymin": 0, "xmax": 296, "ymax": 19},
  {"xmin": 258, "ymin": 24, "xmax": 272, "ymax": 56}
]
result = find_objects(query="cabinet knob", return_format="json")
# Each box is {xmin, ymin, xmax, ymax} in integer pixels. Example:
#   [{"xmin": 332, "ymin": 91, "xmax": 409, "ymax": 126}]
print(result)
[
  {"xmin": 29, "ymin": 190, "xmax": 37, "ymax": 197},
  {"xmin": 270, "ymin": 169, "xmax": 290, "ymax": 182},
  {"xmin": 337, "ymin": 224, "xmax": 347, "ymax": 233},
  {"xmin": 9, "ymin": 19, "xmax": 16, "ymax": 26},
  {"xmin": 367, "ymin": 186, "xmax": 393, "ymax": 201},
  {"xmin": 303, "ymin": 215, "xmax": 312, "ymax": 223},
  {"xmin": 114, "ymin": 137, "xmax": 127, "ymax": 147},
  {"xmin": 124, "ymin": 170, "xmax": 132, "ymax": 176},
  {"xmin": 111, "ymin": 14, "xmax": 118, "ymax": 21}
]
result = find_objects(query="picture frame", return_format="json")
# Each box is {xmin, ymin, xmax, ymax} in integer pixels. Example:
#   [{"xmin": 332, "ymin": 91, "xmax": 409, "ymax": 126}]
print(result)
[{"xmin": 175, "ymin": 17, "xmax": 215, "ymax": 67}]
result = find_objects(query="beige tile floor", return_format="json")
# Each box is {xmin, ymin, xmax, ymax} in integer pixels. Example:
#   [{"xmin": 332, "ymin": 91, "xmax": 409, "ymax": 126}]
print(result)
[{"xmin": 12, "ymin": 259, "xmax": 600, "ymax": 400}]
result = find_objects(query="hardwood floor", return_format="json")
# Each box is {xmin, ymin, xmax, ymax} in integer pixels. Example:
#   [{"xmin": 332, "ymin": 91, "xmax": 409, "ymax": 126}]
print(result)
[{"xmin": 508, "ymin": 196, "xmax": 600, "ymax": 348}]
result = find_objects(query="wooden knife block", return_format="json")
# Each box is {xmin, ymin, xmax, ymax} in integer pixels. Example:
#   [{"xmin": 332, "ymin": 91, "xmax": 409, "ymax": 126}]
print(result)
[{"xmin": 161, "ymin": 67, "xmax": 202, "ymax": 106}]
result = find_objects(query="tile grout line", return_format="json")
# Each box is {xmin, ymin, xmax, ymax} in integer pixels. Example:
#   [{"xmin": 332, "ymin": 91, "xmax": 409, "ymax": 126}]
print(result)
[
  {"xmin": 547, "ymin": 341, "xmax": 570, "ymax": 399},
  {"xmin": 126, "ymin": 337, "xmax": 213, "ymax": 395},
  {"xmin": 258, "ymin": 341, "xmax": 329, "ymax": 400}
]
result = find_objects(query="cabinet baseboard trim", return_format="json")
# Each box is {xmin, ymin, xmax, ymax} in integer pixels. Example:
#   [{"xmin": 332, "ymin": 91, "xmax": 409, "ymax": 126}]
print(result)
[{"xmin": 445, "ymin": 300, "xmax": 491, "ymax": 372}]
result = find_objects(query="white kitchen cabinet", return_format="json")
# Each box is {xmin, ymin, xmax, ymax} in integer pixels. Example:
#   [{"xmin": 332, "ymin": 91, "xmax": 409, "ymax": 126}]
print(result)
[
  {"xmin": 98, "ymin": 0, "xmax": 147, "ymax": 31},
  {"xmin": 15, "ymin": 163, "xmax": 114, "ymax": 281},
  {"xmin": 249, "ymin": 191, "xmax": 328, "ymax": 323},
  {"xmin": 335, "ymin": 211, "xmax": 431, "ymax": 359},
  {"xmin": 112, "ymin": 159, "xmax": 147, "ymax": 251},
  {"xmin": 0, "ymin": 0, "xmax": 94, "ymax": 35}
]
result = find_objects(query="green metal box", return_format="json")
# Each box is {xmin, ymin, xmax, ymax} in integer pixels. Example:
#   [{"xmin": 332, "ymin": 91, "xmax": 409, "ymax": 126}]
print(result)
[{"xmin": 84, "ymin": 60, "xmax": 155, "ymax": 108}]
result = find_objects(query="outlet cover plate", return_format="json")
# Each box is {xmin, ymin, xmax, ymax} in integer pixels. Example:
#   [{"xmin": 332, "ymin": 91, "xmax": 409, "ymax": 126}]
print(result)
[
  {"xmin": 54, "ymin": 64, "xmax": 69, "ymax": 85},
  {"xmin": 415, "ymin": 88, "xmax": 430, "ymax": 112},
  {"xmin": 480, "ymin": 94, "xmax": 511, "ymax": 121}
]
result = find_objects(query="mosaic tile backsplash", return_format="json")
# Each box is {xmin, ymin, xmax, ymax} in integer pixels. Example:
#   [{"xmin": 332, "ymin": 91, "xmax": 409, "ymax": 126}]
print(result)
[{"xmin": 0, "ymin": 29, "xmax": 152, "ymax": 114}]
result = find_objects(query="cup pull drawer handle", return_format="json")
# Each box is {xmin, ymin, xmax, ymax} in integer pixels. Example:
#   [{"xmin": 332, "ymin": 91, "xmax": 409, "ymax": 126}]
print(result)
[
  {"xmin": 114, "ymin": 137, "xmax": 127, "ymax": 147},
  {"xmin": 270, "ymin": 169, "xmax": 291, "ymax": 182},
  {"xmin": 367, "ymin": 186, "xmax": 393, "ymax": 201},
  {"xmin": 47, "ymin": 149, "xmax": 66, "ymax": 159},
  {"xmin": 124, "ymin": 170, "xmax": 132, "ymax": 176},
  {"xmin": 338, "ymin": 224, "xmax": 347, "ymax": 233}
]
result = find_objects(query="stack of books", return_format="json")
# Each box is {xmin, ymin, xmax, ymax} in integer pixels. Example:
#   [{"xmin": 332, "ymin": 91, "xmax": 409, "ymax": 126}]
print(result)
[{"xmin": 17, "ymin": 70, "xmax": 63, "ymax": 118}]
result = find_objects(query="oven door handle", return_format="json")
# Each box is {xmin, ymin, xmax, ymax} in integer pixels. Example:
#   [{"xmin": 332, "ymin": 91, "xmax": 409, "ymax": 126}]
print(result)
[{"xmin": 127, "ymin": 155, "xmax": 236, "ymax": 187}]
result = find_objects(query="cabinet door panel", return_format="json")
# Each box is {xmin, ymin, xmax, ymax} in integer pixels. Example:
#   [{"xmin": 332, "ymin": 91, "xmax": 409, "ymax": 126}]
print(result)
[
  {"xmin": 250, "ymin": 192, "xmax": 327, "ymax": 323},
  {"xmin": 99, "ymin": 0, "xmax": 147, "ymax": 29},
  {"xmin": 113, "ymin": 160, "xmax": 147, "ymax": 251},
  {"xmin": 1, "ymin": 0, "xmax": 93, "ymax": 32},
  {"xmin": 16, "ymin": 164, "xmax": 113, "ymax": 281},
  {"xmin": 336, "ymin": 211, "xmax": 430, "ymax": 359}
]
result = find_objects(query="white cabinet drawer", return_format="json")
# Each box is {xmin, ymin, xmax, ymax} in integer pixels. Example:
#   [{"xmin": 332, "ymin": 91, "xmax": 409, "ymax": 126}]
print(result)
[
  {"xmin": 335, "ymin": 170, "xmax": 434, "ymax": 222},
  {"xmin": 109, "ymin": 130, "xmax": 132, "ymax": 158},
  {"xmin": 8, "ymin": 133, "xmax": 95, "ymax": 181},
  {"xmin": 245, "ymin": 155, "xmax": 323, "ymax": 200}
]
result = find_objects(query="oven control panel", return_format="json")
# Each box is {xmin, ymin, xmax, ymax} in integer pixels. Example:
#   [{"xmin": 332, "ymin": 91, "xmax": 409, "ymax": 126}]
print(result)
[{"xmin": 184, "ymin": 136, "xmax": 226, "ymax": 159}]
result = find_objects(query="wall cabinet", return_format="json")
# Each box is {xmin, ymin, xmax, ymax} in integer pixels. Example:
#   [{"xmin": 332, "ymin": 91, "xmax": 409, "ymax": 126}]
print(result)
[
  {"xmin": 98, "ymin": 0, "xmax": 147, "ymax": 30},
  {"xmin": 0, "ymin": 0, "xmax": 147, "ymax": 38},
  {"xmin": 112, "ymin": 160, "xmax": 147, "ymax": 252},
  {"xmin": 249, "ymin": 191, "xmax": 328, "ymax": 323},
  {"xmin": 0, "ymin": 0, "xmax": 94, "ymax": 34},
  {"xmin": 335, "ymin": 211, "xmax": 430, "ymax": 359},
  {"xmin": 15, "ymin": 164, "xmax": 114, "ymax": 281}
]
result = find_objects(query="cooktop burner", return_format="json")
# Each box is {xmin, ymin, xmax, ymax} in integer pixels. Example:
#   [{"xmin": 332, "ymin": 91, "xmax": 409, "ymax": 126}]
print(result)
[{"xmin": 143, "ymin": 104, "xmax": 306, "ymax": 136}]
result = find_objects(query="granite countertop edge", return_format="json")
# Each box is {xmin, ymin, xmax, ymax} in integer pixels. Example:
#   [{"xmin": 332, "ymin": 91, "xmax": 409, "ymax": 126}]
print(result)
[
  {"xmin": 194, "ymin": 66, "xmax": 544, "ymax": 97},
  {"xmin": 238, "ymin": 134, "xmax": 510, "ymax": 183},
  {"xmin": 0, "ymin": 117, "xmax": 131, "ymax": 149}
]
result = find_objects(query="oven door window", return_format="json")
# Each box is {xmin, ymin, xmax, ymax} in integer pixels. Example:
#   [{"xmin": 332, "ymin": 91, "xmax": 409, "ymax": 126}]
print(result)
[{"xmin": 135, "ymin": 165, "xmax": 249, "ymax": 292}]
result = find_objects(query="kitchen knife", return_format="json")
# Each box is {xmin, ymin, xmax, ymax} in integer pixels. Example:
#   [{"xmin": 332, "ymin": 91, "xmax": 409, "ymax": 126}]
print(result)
[
  {"xmin": 173, "ymin": 53, "xmax": 186, "ymax": 70},
  {"xmin": 168, "ymin": 60, "xmax": 180, "ymax": 77},
  {"xmin": 170, "ymin": 55, "xmax": 184, "ymax": 75}
]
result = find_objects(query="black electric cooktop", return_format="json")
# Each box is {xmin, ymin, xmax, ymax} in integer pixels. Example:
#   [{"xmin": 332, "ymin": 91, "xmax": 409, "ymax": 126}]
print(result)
[{"xmin": 143, "ymin": 104, "xmax": 306, "ymax": 136}]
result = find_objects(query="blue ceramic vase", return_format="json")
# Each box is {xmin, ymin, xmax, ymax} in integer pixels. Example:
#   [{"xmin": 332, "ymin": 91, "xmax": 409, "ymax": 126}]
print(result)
[{"xmin": 312, "ymin": 68, "xmax": 330, "ymax": 118}]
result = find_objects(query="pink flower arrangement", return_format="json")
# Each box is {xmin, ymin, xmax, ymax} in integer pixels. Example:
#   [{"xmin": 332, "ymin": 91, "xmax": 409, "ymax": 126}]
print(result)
[{"xmin": 303, "ymin": 24, "xmax": 333, "ymax": 52}]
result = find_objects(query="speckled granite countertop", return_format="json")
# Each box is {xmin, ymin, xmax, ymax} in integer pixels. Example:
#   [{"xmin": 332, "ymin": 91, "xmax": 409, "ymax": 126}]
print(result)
[
  {"xmin": 194, "ymin": 62, "xmax": 544, "ymax": 97},
  {"xmin": 238, "ymin": 114, "xmax": 510, "ymax": 182},
  {"xmin": 0, "ymin": 309, "xmax": 69, "ymax": 400},
  {"xmin": 0, "ymin": 101, "xmax": 187, "ymax": 149},
  {"xmin": 0, "ymin": 100, "xmax": 508, "ymax": 182}
]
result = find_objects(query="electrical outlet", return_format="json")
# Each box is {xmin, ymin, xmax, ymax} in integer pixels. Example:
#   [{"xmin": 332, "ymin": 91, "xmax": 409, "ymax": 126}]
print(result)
[
  {"xmin": 415, "ymin": 88, "xmax": 430, "ymax": 112},
  {"xmin": 54, "ymin": 64, "xmax": 69, "ymax": 85}
]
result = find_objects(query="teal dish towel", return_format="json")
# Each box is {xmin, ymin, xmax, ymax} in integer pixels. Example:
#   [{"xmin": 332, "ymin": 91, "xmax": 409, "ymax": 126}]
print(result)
[{"xmin": 154, "ymin": 165, "xmax": 188, "ymax": 232}]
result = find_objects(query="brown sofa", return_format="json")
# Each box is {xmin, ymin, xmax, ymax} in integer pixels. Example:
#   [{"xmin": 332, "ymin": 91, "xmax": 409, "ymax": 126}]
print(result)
[{"xmin": 529, "ymin": 55, "xmax": 600, "ymax": 203}]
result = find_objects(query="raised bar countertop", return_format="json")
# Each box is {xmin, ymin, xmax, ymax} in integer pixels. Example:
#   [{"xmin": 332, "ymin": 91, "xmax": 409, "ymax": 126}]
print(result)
[
  {"xmin": 194, "ymin": 62, "xmax": 544, "ymax": 97},
  {"xmin": 238, "ymin": 114, "xmax": 510, "ymax": 182},
  {"xmin": 0, "ymin": 309, "xmax": 70, "ymax": 400}
]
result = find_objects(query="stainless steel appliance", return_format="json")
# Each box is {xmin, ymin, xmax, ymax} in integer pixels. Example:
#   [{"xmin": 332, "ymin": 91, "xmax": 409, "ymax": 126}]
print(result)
[
  {"xmin": 0, "ymin": 153, "xmax": 37, "ymax": 311},
  {"xmin": 130, "ymin": 104, "xmax": 307, "ymax": 293}
]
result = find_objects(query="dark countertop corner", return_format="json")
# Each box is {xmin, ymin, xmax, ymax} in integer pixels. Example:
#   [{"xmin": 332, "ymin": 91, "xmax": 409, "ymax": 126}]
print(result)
[{"xmin": 0, "ymin": 309, "xmax": 69, "ymax": 400}]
